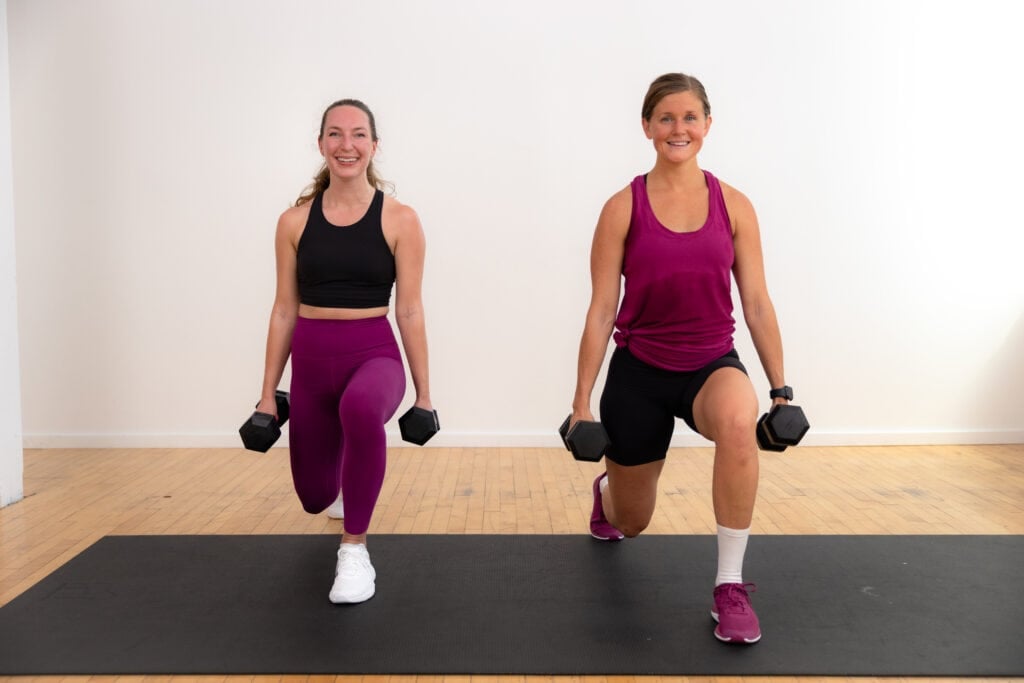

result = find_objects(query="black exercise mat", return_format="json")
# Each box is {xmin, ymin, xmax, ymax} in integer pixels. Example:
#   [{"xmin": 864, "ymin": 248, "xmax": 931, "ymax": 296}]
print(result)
[{"xmin": 0, "ymin": 534, "xmax": 1021, "ymax": 676}]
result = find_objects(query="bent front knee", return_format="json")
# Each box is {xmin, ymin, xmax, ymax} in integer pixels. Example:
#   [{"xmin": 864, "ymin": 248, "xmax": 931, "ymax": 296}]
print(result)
[{"xmin": 712, "ymin": 416, "xmax": 758, "ymax": 451}]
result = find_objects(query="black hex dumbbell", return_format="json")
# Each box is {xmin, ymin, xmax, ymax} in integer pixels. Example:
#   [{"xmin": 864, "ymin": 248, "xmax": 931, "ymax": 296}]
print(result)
[
  {"xmin": 756, "ymin": 404, "xmax": 809, "ymax": 452},
  {"xmin": 399, "ymin": 406, "xmax": 440, "ymax": 445},
  {"xmin": 558, "ymin": 415, "xmax": 610, "ymax": 462},
  {"xmin": 239, "ymin": 390, "xmax": 290, "ymax": 453}
]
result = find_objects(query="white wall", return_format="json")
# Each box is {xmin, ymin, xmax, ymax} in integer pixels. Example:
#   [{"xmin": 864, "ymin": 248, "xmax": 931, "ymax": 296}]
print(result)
[
  {"xmin": 1, "ymin": 0, "xmax": 25, "ymax": 506},
  {"xmin": 7, "ymin": 0, "xmax": 1024, "ymax": 449}
]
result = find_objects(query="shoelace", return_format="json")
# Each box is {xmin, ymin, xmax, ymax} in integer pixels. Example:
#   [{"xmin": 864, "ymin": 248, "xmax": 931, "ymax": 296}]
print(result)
[
  {"xmin": 337, "ymin": 546, "xmax": 371, "ymax": 577},
  {"xmin": 717, "ymin": 583, "xmax": 757, "ymax": 613}
]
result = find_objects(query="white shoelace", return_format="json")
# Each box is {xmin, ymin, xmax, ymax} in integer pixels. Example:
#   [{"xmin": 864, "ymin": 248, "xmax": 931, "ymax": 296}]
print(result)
[{"xmin": 336, "ymin": 545, "xmax": 372, "ymax": 578}]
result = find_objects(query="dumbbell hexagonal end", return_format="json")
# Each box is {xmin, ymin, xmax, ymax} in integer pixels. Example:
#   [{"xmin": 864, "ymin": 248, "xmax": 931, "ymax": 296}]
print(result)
[
  {"xmin": 239, "ymin": 412, "xmax": 281, "ymax": 453},
  {"xmin": 557, "ymin": 415, "xmax": 572, "ymax": 451},
  {"xmin": 399, "ymin": 406, "xmax": 440, "ymax": 446},
  {"xmin": 765, "ymin": 404, "xmax": 810, "ymax": 446},
  {"xmin": 756, "ymin": 413, "xmax": 787, "ymax": 452},
  {"xmin": 567, "ymin": 421, "xmax": 610, "ymax": 462}
]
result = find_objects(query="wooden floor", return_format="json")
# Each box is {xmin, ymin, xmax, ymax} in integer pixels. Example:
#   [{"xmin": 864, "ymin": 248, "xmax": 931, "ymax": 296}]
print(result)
[{"xmin": 2, "ymin": 444, "xmax": 1023, "ymax": 683}]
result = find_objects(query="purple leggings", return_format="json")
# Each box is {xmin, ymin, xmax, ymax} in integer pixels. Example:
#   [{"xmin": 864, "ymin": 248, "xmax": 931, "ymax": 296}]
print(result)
[{"xmin": 289, "ymin": 316, "xmax": 406, "ymax": 535}]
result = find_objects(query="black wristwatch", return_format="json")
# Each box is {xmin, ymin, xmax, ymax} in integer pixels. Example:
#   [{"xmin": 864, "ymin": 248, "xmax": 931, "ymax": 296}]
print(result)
[{"xmin": 769, "ymin": 386, "xmax": 793, "ymax": 401}]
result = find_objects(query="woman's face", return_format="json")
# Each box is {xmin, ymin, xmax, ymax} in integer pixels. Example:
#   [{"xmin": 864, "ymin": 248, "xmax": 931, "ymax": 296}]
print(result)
[
  {"xmin": 318, "ymin": 105, "xmax": 377, "ymax": 181},
  {"xmin": 642, "ymin": 90, "xmax": 711, "ymax": 164}
]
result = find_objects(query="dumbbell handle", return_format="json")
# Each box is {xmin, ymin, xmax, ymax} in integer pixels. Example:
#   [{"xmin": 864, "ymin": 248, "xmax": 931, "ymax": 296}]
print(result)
[{"xmin": 255, "ymin": 390, "xmax": 290, "ymax": 425}]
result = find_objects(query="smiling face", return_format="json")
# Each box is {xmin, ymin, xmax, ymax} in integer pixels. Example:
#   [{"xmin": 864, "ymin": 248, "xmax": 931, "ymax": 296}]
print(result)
[
  {"xmin": 317, "ymin": 104, "xmax": 377, "ymax": 183},
  {"xmin": 642, "ymin": 90, "xmax": 711, "ymax": 164}
]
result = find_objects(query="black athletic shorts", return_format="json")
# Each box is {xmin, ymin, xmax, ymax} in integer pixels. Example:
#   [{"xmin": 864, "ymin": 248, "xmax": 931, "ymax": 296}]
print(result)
[{"xmin": 599, "ymin": 346, "xmax": 748, "ymax": 466}]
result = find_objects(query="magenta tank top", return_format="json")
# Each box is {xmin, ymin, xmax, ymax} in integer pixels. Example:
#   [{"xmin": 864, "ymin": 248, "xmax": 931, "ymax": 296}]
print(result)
[{"xmin": 612, "ymin": 171, "xmax": 736, "ymax": 372}]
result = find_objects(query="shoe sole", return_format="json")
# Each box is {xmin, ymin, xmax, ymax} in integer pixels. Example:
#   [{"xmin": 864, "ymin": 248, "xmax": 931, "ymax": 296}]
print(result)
[
  {"xmin": 590, "ymin": 530, "xmax": 624, "ymax": 541},
  {"xmin": 326, "ymin": 511, "xmax": 344, "ymax": 519},
  {"xmin": 711, "ymin": 612, "xmax": 761, "ymax": 643},
  {"xmin": 329, "ymin": 585, "xmax": 375, "ymax": 604},
  {"xmin": 714, "ymin": 628, "xmax": 761, "ymax": 644}
]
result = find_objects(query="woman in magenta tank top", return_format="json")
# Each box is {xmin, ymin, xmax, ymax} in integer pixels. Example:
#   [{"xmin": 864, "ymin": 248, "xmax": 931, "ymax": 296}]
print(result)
[{"xmin": 569, "ymin": 74, "xmax": 796, "ymax": 644}]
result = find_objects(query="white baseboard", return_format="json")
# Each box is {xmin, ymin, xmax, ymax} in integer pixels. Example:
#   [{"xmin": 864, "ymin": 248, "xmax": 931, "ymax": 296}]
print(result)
[{"xmin": 22, "ymin": 429, "xmax": 1024, "ymax": 449}]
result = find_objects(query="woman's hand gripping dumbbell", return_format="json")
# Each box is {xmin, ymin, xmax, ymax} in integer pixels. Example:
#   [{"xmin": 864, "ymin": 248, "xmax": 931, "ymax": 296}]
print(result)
[
  {"xmin": 239, "ymin": 390, "xmax": 290, "ymax": 452},
  {"xmin": 755, "ymin": 386, "xmax": 809, "ymax": 452}
]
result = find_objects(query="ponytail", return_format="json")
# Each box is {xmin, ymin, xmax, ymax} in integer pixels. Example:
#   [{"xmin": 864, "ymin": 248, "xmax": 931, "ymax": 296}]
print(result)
[{"xmin": 294, "ymin": 165, "xmax": 330, "ymax": 207}]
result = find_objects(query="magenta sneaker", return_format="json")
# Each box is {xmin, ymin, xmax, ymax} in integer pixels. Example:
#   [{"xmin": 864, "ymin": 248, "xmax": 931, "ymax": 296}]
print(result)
[
  {"xmin": 711, "ymin": 582, "xmax": 761, "ymax": 643},
  {"xmin": 590, "ymin": 473, "xmax": 624, "ymax": 541}
]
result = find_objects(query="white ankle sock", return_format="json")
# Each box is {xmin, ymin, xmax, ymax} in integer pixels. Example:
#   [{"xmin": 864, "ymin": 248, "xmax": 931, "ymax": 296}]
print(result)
[
  {"xmin": 599, "ymin": 474, "xmax": 610, "ymax": 495},
  {"xmin": 715, "ymin": 524, "xmax": 750, "ymax": 586}
]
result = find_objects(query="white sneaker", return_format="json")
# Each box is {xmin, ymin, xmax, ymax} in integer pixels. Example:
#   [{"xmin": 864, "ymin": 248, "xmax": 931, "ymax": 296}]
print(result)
[
  {"xmin": 326, "ymin": 492, "xmax": 345, "ymax": 519},
  {"xmin": 329, "ymin": 543, "xmax": 375, "ymax": 604}
]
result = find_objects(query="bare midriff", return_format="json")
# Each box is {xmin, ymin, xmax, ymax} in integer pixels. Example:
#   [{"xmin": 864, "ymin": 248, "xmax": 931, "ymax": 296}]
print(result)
[{"xmin": 298, "ymin": 304, "xmax": 389, "ymax": 320}]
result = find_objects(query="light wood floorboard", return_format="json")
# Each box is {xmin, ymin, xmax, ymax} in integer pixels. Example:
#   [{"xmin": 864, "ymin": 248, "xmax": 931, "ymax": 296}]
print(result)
[{"xmin": 2, "ymin": 444, "xmax": 1023, "ymax": 683}]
